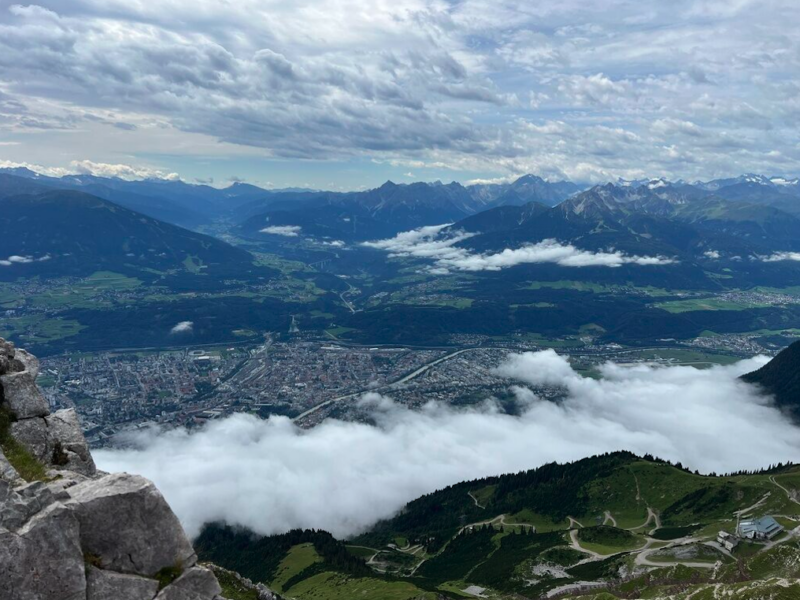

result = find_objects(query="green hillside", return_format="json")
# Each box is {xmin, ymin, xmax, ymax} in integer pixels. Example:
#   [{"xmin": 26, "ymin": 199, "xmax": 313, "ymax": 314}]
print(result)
[
  {"xmin": 742, "ymin": 341, "xmax": 800, "ymax": 419},
  {"xmin": 197, "ymin": 452, "xmax": 800, "ymax": 599}
]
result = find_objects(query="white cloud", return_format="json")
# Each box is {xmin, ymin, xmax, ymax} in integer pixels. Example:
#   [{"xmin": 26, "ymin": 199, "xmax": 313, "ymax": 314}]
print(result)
[
  {"xmin": 0, "ymin": 254, "xmax": 51, "ymax": 266},
  {"xmin": 70, "ymin": 160, "xmax": 181, "ymax": 181},
  {"xmin": 364, "ymin": 225, "xmax": 675, "ymax": 272},
  {"xmin": 260, "ymin": 225, "xmax": 302, "ymax": 237},
  {"xmin": 704, "ymin": 250, "xmax": 721, "ymax": 259},
  {"xmin": 94, "ymin": 350, "xmax": 799, "ymax": 540},
  {"xmin": 762, "ymin": 252, "xmax": 800, "ymax": 263},
  {"xmin": 170, "ymin": 321, "xmax": 194, "ymax": 334},
  {"xmin": 1, "ymin": 1, "xmax": 800, "ymax": 181},
  {"xmin": 0, "ymin": 160, "xmax": 72, "ymax": 178},
  {"xmin": 0, "ymin": 159, "xmax": 180, "ymax": 181}
]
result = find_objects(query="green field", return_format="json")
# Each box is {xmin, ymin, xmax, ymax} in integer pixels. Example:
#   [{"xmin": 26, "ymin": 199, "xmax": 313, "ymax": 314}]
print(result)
[
  {"xmin": 0, "ymin": 314, "xmax": 86, "ymax": 343},
  {"xmin": 272, "ymin": 544, "xmax": 322, "ymax": 592},
  {"xmin": 655, "ymin": 297, "xmax": 775, "ymax": 313},
  {"xmin": 285, "ymin": 572, "xmax": 437, "ymax": 600},
  {"xmin": 576, "ymin": 527, "xmax": 646, "ymax": 555}
]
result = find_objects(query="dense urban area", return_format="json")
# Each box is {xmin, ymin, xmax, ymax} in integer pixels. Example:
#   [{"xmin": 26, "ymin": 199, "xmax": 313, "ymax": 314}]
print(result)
[{"xmin": 38, "ymin": 327, "xmax": 791, "ymax": 448}]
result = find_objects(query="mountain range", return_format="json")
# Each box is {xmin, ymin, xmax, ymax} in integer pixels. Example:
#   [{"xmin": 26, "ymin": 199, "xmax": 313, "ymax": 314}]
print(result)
[
  {"xmin": 4, "ymin": 166, "xmax": 800, "ymax": 292},
  {"xmin": 0, "ymin": 175, "xmax": 257, "ymax": 283},
  {"xmin": 447, "ymin": 180, "xmax": 800, "ymax": 270}
]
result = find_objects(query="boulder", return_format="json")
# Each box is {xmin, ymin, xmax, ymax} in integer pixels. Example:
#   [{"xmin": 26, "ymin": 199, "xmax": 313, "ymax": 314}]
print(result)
[
  {"xmin": 14, "ymin": 349, "xmax": 40, "ymax": 379},
  {"xmin": 1, "ymin": 371, "xmax": 50, "ymax": 419},
  {"xmin": 10, "ymin": 416, "xmax": 50, "ymax": 462},
  {"xmin": 0, "ymin": 479, "xmax": 27, "ymax": 529},
  {"xmin": 86, "ymin": 565, "xmax": 160, "ymax": 600},
  {"xmin": 9, "ymin": 410, "xmax": 96, "ymax": 475},
  {"xmin": 0, "ymin": 446, "xmax": 20, "ymax": 483},
  {"xmin": 0, "ymin": 480, "xmax": 58, "ymax": 531},
  {"xmin": 0, "ymin": 338, "xmax": 15, "ymax": 375},
  {"xmin": 155, "ymin": 566, "xmax": 222, "ymax": 600},
  {"xmin": 0, "ymin": 502, "xmax": 86, "ymax": 600},
  {"xmin": 66, "ymin": 473, "xmax": 197, "ymax": 577},
  {"xmin": 45, "ymin": 409, "xmax": 96, "ymax": 476}
]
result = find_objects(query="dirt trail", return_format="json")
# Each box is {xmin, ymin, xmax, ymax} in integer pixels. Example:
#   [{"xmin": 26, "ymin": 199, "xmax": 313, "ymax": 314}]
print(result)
[
  {"xmin": 468, "ymin": 491, "xmax": 485, "ymax": 509},
  {"xmin": 771, "ymin": 477, "xmax": 800, "ymax": 506},
  {"xmin": 603, "ymin": 511, "xmax": 618, "ymax": 527},
  {"xmin": 568, "ymin": 516, "xmax": 584, "ymax": 529},
  {"xmin": 568, "ymin": 529, "xmax": 603, "ymax": 560},
  {"xmin": 734, "ymin": 492, "xmax": 771, "ymax": 517}
]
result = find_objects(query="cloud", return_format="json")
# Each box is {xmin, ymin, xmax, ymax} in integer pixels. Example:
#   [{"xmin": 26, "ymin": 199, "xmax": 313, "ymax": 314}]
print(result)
[
  {"xmin": 2, "ymin": 1, "xmax": 800, "ymax": 181},
  {"xmin": 0, "ymin": 160, "xmax": 72, "ymax": 178},
  {"xmin": 0, "ymin": 159, "xmax": 180, "ymax": 181},
  {"xmin": 762, "ymin": 252, "xmax": 800, "ymax": 263},
  {"xmin": 71, "ymin": 160, "xmax": 180, "ymax": 181},
  {"xmin": 0, "ymin": 254, "xmax": 51, "ymax": 266},
  {"xmin": 364, "ymin": 225, "xmax": 675, "ymax": 272},
  {"xmin": 704, "ymin": 250, "xmax": 721, "ymax": 259},
  {"xmin": 260, "ymin": 225, "xmax": 302, "ymax": 237},
  {"xmin": 94, "ymin": 350, "xmax": 800, "ymax": 540},
  {"xmin": 170, "ymin": 321, "xmax": 194, "ymax": 334}
]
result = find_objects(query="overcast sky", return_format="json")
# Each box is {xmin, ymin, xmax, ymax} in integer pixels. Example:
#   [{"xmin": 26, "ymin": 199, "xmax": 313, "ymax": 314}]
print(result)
[{"xmin": 0, "ymin": 0, "xmax": 798, "ymax": 189}]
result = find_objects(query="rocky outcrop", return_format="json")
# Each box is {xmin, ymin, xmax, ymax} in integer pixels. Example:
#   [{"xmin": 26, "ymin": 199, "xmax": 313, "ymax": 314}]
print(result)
[
  {"xmin": 86, "ymin": 566, "xmax": 161, "ymax": 600},
  {"xmin": 207, "ymin": 565, "xmax": 283, "ymax": 600},
  {"xmin": 66, "ymin": 473, "xmax": 198, "ymax": 577},
  {"xmin": 0, "ymin": 338, "xmax": 240, "ymax": 600},
  {"xmin": 155, "ymin": 567, "xmax": 222, "ymax": 600},
  {"xmin": 1, "ymin": 339, "xmax": 95, "ymax": 476}
]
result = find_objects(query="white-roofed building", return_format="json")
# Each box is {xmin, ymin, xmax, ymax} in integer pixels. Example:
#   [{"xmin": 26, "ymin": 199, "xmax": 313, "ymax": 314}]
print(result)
[{"xmin": 738, "ymin": 516, "xmax": 783, "ymax": 540}]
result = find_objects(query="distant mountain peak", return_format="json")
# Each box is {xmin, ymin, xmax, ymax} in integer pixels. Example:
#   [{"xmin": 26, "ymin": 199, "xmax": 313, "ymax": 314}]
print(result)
[{"xmin": 513, "ymin": 174, "xmax": 546, "ymax": 184}]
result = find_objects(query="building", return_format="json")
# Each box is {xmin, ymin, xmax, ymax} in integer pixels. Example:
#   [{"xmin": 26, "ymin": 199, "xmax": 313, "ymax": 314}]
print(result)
[
  {"xmin": 717, "ymin": 530, "xmax": 739, "ymax": 551},
  {"xmin": 738, "ymin": 516, "xmax": 783, "ymax": 540}
]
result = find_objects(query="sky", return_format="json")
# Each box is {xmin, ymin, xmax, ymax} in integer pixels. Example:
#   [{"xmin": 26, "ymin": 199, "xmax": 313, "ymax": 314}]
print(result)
[
  {"xmin": 0, "ymin": 1, "xmax": 799, "ymax": 190},
  {"xmin": 95, "ymin": 350, "xmax": 800, "ymax": 539}
]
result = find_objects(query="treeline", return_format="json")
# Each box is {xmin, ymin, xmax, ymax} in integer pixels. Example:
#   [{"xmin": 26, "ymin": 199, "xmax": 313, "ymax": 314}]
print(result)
[
  {"xmin": 354, "ymin": 452, "xmax": 641, "ymax": 551},
  {"xmin": 195, "ymin": 524, "xmax": 371, "ymax": 586},
  {"xmin": 354, "ymin": 451, "xmax": 792, "ymax": 551}
]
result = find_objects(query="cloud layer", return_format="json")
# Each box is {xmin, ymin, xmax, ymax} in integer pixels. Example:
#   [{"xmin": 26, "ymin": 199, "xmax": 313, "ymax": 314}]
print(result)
[
  {"xmin": 762, "ymin": 252, "xmax": 800, "ymax": 263},
  {"xmin": 2, "ymin": 1, "xmax": 800, "ymax": 183},
  {"xmin": 364, "ymin": 225, "xmax": 675, "ymax": 272},
  {"xmin": 261, "ymin": 225, "xmax": 302, "ymax": 237},
  {"xmin": 95, "ymin": 351, "xmax": 800, "ymax": 540},
  {"xmin": 0, "ymin": 253, "xmax": 51, "ymax": 266}
]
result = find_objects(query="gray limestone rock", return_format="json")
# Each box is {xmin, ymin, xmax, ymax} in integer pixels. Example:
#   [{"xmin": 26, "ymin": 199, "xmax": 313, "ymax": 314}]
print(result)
[
  {"xmin": 0, "ymin": 446, "xmax": 21, "ymax": 483},
  {"xmin": 9, "ymin": 410, "xmax": 96, "ymax": 475},
  {"xmin": 155, "ymin": 566, "xmax": 222, "ymax": 600},
  {"xmin": 0, "ymin": 502, "xmax": 86, "ymax": 600},
  {"xmin": 1, "ymin": 371, "xmax": 50, "ymax": 419},
  {"xmin": 45, "ymin": 408, "xmax": 97, "ymax": 476},
  {"xmin": 0, "ymin": 338, "xmax": 15, "ymax": 375},
  {"xmin": 66, "ymin": 473, "xmax": 197, "ymax": 577},
  {"xmin": 14, "ymin": 349, "xmax": 40, "ymax": 379},
  {"xmin": 0, "ymin": 480, "xmax": 57, "ymax": 532},
  {"xmin": 86, "ymin": 565, "xmax": 160, "ymax": 600},
  {"xmin": 10, "ymin": 416, "xmax": 50, "ymax": 462}
]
